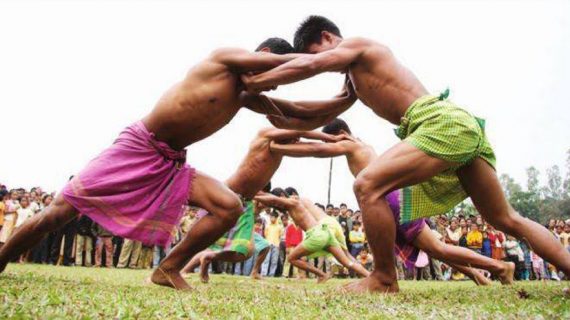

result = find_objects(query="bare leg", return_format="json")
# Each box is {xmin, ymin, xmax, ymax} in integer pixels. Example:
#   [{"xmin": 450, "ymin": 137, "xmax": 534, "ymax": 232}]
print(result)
[
  {"xmin": 413, "ymin": 225, "xmax": 514, "ymax": 284},
  {"xmin": 181, "ymin": 251, "xmax": 205, "ymax": 274},
  {"xmin": 288, "ymin": 245, "xmax": 329, "ymax": 282},
  {"xmin": 448, "ymin": 262, "xmax": 492, "ymax": 286},
  {"xmin": 458, "ymin": 158, "xmax": 570, "ymax": 276},
  {"xmin": 151, "ymin": 172, "xmax": 243, "ymax": 290},
  {"xmin": 0, "ymin": 194, "xmax": 78, "ymax": 272},
  {"xmin": 346, "ymin": 142, "xmax": 452, "ymax": 293},
  {"xmin": 328, "ymin": 246, "xmax": 370, "ymax": 277},
  {"xmin": 251, "ymin": 247, "xmax": 269, "ymax": 280}
]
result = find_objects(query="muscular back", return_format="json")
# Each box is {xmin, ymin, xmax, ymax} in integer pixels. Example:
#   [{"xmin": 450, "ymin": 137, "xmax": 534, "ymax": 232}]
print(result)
[
  {"xmin": 225, "ymin": 130, "xmax": 284, "ymax": 199},
  {"xmin": 347, "ymin": 38, "xmax": 428, "ymax": 125},
  {"xmin": 143, "ymin": 58, "xmax": 243, "ymax": 150},
  {"xmin": 344, "ymin": 138, "xmax": 377, "ymax": 177}
]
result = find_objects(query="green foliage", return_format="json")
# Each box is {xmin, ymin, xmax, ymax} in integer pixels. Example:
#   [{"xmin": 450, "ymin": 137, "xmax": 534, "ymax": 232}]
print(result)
[{"xmin": 1, "ymin": 264, "xmax": 569, "ymax": 319}]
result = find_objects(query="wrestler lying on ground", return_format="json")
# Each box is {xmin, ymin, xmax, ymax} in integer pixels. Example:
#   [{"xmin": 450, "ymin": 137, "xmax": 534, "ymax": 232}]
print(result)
[
  {"xmin": 179, "ymin": 126, "xmax": 344, "ymax": 283},
  {"xmin": 0, "ymin": 37, "xmax": 354, "ymax": 291},
  {"xmin": 270, "ymin": 118, "xmax": 515, "ymax": 286},
  {"xmin": 242, "ymin": 16, "xmax": 570, "ymax": 292},
  {"xmin": 254, "ymin": 192, "xmax": 370, "ymax": 283}
]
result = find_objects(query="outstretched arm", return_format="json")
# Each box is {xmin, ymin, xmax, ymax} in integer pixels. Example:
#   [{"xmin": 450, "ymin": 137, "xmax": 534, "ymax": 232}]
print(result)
[
  {"xmin": 269, "ymin": 141, "xmax": 350, "ymax": 158},
  {"xmin": 241, "ymin": 38, "xmax": 366, "ymax": 90},
  {"xmin": 212, "ymin": 48, "xmax": 305, "ymax": 73},
  {"xmin": 261, "ymin": 128, "xmax": 339, "ymax": 143},
  {"xmin": 254, "ymin": 193, "xmax": 299, "ymax": 211}
]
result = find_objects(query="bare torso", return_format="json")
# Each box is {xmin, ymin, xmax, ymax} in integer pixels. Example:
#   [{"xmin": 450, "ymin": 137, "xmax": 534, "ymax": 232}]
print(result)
[
  {"xmin": 343, "ymin": 138, "xmax": 377, "ymax": 176},
  {"xmin": 286, "ymin": 199, "xmax": 319, "ymax": 232},
  {"xmin": 225, "ymin": 131, "xmax": 284, "ymax": 199},
  {"xmin": 142, "ymin": 58, "xmax": 244, "ymax": 150},
  {"xmin": 347, "ymin": 38, "xmax": 429, "ymax": 125}
]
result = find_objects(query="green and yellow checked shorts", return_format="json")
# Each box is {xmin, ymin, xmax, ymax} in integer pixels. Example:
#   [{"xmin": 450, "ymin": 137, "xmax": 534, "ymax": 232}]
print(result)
[{"xmin": 394, "ymin": 94, "xmax": 496, "ymax": 223}]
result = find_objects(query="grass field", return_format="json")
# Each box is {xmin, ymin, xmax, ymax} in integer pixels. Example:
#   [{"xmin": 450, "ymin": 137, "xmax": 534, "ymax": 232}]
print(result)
[{"xmin": 1, "ymin": 264, "xmax": 569, "ymax": 319}]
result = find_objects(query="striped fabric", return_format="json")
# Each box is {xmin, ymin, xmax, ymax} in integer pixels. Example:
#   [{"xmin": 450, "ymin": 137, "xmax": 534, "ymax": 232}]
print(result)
[{"xmin": 395, "ymin": 94, "xmax": 496, "ymax": 223}]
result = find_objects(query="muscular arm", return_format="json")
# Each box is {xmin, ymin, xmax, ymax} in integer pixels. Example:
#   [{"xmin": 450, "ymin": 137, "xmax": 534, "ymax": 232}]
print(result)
[
  {"xmin": 269, "ymin": 141, "xmax": 350, "ymax": 158},
  {"xmin": 242, "ymin": 39, "xmax": 366, "ymax": 89},
  {"xmin": 212, "ymin": 48, "xmax": 306, "ymax": 73},
  {"xmin": 262, "ymin": 128, "xmax": 339, "ymax": 142}
]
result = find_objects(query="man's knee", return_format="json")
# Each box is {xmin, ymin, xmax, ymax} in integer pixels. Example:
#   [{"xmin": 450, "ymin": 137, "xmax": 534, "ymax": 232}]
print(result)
[{"xmin": 354, "ymin": 175, "xmax": 384, "ymax": 204}]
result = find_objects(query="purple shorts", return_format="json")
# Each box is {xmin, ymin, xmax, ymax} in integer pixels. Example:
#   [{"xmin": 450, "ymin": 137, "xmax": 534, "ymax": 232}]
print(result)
[{"xmin": 386, "ymin": 190, "xmax": 426, "ymax": 269}]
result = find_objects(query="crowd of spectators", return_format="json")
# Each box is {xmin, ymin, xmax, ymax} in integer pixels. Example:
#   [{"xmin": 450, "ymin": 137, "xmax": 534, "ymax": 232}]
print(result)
[{"xmin": 1, "ymin": 184, "xmax": 569, "ymax": 281}]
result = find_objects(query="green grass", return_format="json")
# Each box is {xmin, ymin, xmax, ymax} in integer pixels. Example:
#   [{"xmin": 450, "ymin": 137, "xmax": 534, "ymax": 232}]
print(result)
[{"xmin": 1, "ymin": 264, "xmax": 569, "ymax": 319}]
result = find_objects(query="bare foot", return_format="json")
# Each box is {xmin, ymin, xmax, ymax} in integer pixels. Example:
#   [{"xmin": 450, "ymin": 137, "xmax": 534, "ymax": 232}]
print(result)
[
  {"xmin": 317, "ymin": 272, "xmax": 332, "ymax": 284},
  {"xmin": 472, "ymin": 271, "xmax": 492, "ymax": 286},
  {"xmin": 498, "ymin": 262, "xmax": 515, "ymax": 285},
  {"xmin": 199, "ymin": 256, "xmax": 210, "ymax": 284},
  {"xmin": 251, "ymin": 271, "xmax": 262, "ymax": 280},
  {"xmin": 342, "ymin": 272, "xmax": 399, "ymax": 294},
  {"xmin": 150, "ymin": 267, "xmax": 192, "ymax": 291}
]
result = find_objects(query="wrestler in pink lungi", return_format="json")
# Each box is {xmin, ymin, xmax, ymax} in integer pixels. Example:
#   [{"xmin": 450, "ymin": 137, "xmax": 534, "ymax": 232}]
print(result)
[
  {"xmin": 63, "ymin": 121, "xmax": 196, "ymax": 247},
  {"xmin": 386, "ymin": 191, "xmax": 427, "ymax": 269}
]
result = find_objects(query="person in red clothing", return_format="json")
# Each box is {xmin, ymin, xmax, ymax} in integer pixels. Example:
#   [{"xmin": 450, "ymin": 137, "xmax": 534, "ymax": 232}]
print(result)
[
  {"xmin": 487, "ymin": 225, "xmax": 506, "ymax": 261},
  {"xmin": 285, "ymin": 218, "xmax": 304, "ymax": 278}
]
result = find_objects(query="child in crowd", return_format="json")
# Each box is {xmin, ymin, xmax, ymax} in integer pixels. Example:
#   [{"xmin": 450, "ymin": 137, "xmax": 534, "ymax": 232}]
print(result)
[
  {"xmin": 357, "ymin": 247, "xmax": 373, "ymax": 271},
  {"xmin": 349, "ymin": 221, "xmax": 365, "ymax": 257}
]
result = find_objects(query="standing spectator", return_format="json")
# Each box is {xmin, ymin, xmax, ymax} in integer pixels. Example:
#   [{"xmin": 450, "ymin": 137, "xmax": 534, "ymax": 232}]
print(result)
[
  {"xmin": 15, "ymin": 196, "xmax": 34, "ymax": 262},
  {"xmin": 31, "ymin": 195, "xmax": 54, "ymax": 263},
  {"xmin": 487, "ymin": 225, "xmax": 505, "ymax": 261},
  {"xmin": 93, "ymin": 222, "xmax": 114, "ymax": 268},
  {"xmin": 49, "ymin": 216, "xmax": 77, "ymax": 266},
  {"xmin": 337, "ymin": 203, "xmax": 352, "ymax": 247},
  {"xmin": 325, "ymin": 204, "xmax": 334, "ymax": 216},
  {"xmin": 519, "ymin": 240, "xmax": 532, "ymax": 280},
  {"xmin": 504, "ymin": 235, "xmax": 524, "ymax": 280},
  {"xmin": 0, "ymin": 190, "xmax": 7, "ymax": 237},
  {"xmin": 138, "ymin": 244, "xmax": 154, "ymax": 269},
  {"xmin": 0, "ymin": 191, "xmax": 19, "ymax": 247},
  {"xmin": 349, "ymin": 221, "xmax": 365, "ymax": 257},
  {"xmin": 75, "ymin": 214, "xmax": 94, "ymax": 267},
  {"xmin": 559, "ymin": 223, "xmax": 570, "ymax": 249},
  {"xmin": 261, "ymin": 211, "xmax": 283, "ymax": 277},
  {"xmin": 466, "ymin": 224, "xmax": 483, "ymax": 253},
  {"xmin": 284, "ymin": 216, "xmax": 303, "ymax": 278},
  {"xmin": 531, "ymin": 251, "xmax": 545, "ymax": 280},
  {"xmin": 117, "ymin": 239, "xmax": 142, "ymax": 269}
]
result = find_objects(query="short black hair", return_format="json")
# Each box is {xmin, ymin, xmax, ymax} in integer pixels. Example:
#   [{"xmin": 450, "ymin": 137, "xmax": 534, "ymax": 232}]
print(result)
[
  {"xmin": 340, "ymin": 203, "xmax": 347, "ymax": 208},
  {"xmin": 322, "ymin": 118, "xmax": 351, "ymax": 135},
  {"xmin": 271, "ymin": 187, "xmax": 287, "ymax": 197},
  {"xmin": 315, "ymin": 203, "xmax": 325, "ymax": 211},
  {"xmin": 256, "ymin": 37, "xmax": 294, "ymax": 55},
  {"xmin": 326, "ymin": 204, "xmax": 334, "ymax": 209},
  {"xmin": 285, "ymin": 187, "xmax": 298, "ymax": 197},
  {"xmin": 294, "ymin": 15, "xmax": 342, "ymax": 52},
  {"xmin": 263, "ymin": 181, "xmax": 272, "ymax": 193}
]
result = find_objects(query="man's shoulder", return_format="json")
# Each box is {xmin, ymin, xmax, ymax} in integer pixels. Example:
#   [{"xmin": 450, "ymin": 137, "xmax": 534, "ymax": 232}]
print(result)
[
  {"xmin": 341, "ymin": 37, "xmax": 386, "ymax": 50},
  {"xmin": 209, "ymin": 47, "xmax": 249, "ymax": 62}
]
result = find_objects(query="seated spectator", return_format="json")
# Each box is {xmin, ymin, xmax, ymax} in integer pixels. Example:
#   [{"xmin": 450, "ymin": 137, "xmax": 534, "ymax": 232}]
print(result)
[{"xmin": 481, "ymin": 230, "xmax": 492, "ymax": 258}]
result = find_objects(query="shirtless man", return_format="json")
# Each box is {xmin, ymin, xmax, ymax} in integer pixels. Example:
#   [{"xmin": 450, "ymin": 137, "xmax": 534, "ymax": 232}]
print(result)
[
  {"xmin": 254, "ymin": 192, "xmax": 370, "ymax": 282},
  {"xmin": 241, "ymin": 16, "xmax": 570, "ymax": 292},
  {"xmin": 270, "ymin": 118, "xmax": 515, "ymax": 286},
  {"xmin": 0, "ymin": 37, "xmax": 337, "ymax": 291},
  {"xmin": 179, "ymin": 125, "xmax": 350, "ymax": 283}
]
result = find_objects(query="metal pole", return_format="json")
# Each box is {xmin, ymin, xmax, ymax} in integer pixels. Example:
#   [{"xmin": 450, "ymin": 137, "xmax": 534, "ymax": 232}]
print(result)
[{"xmin": 327, "ymin": 158, "xmax": 333, "ymax": 204}]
